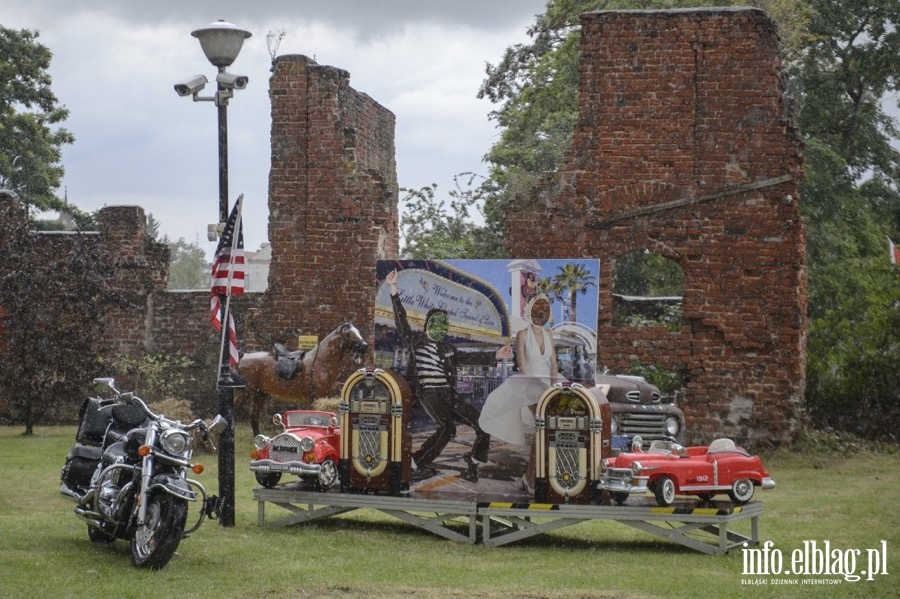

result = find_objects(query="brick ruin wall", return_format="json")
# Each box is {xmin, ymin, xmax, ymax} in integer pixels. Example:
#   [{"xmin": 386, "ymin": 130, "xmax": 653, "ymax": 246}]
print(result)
[
  {"xmin": 242, "ymin": 55, "xmax": 400, "ymax": 350},
  {"xmin": 504, "ymin": 8, "xmax": 808, "ymax": 446},
  {"xmin": 1, "ymin": 10, "xmax": 808, "ymax": 445}
]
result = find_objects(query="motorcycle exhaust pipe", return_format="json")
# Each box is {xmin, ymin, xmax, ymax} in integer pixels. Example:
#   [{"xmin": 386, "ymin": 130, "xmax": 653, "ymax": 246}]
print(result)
[{"xmin": 73, "ymin": 505, "xmax": 107, "ymax": 529}]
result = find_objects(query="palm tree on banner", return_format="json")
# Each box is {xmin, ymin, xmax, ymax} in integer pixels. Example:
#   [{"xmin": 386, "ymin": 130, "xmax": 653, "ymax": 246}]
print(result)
[{"xmin": 550, "ymin": 263, "xmax": 596, "ymax": 323}]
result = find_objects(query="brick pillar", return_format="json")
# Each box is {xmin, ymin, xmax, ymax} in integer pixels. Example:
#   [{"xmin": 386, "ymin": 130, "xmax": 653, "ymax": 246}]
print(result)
[{"xmin": 249, "ymin": 55, "xmax": 399, "ymax": 349}]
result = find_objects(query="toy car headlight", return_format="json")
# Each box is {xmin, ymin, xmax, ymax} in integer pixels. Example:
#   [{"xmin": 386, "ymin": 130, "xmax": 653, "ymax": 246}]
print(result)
[
  {"xmin": 631, "ymin": 461, "xmax": 644, "ymax": 475},
  {"xmin": 610, "ymin": 416, "xmax": 619, "ymax": 435},
  {"xmin": 299, "ymin": 437, "xmax": 314, "ymax": 452},
  {"xmin": 253, "ymin": 434, "xmax": 270, "ymax": 450},
  {"xmin": 161, "ymin": 430, "xmax": 191, "ymax": 455},
  {"xmin": 665, "ymin": 417, "xmax": 680, "ymax": 436},
  {"xmin": 601, "ymin": 458, "xmax": 609, "ymax": 470}
]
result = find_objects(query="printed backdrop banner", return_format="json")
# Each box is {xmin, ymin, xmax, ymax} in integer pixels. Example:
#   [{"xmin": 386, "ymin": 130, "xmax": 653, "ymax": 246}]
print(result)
[{"xmin": 374, "ymin": 259, "xmax": 600, "ymax": 381}]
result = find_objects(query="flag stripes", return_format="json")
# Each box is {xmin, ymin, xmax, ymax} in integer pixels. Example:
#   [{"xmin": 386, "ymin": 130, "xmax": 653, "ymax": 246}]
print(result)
[{"xmin": 211, "ymin": 196, "xmax": 244, "ymax": 370}]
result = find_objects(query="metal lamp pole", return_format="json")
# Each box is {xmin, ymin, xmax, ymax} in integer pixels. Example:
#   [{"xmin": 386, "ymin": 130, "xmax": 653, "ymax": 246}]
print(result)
[{"xmin": 176, "ymin": 20, "xmax": 251, "ymax": 527}]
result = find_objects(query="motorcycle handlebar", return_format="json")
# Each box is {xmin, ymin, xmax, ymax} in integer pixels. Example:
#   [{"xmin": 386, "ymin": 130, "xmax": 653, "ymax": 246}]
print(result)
[{"xmin": 92, "ymin": 377, "xmax": 226, "ymax": 441}]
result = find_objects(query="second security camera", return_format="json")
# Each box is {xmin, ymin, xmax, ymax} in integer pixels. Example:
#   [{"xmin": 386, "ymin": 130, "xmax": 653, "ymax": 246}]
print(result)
[
  {"xmin": 216, "ymin": 71, "xmax": 249, "ymax": 90},
  {"xmin": 174, "ymin": 74, "xmax": 208, "ymax": 97}
]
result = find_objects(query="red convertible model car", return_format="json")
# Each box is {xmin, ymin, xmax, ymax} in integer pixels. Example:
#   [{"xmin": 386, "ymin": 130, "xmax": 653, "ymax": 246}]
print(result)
[
  {"xmin": 249, "ymin": 410, "xmax": 340, "ymax": 491},
  {"xmin": 598, "ymin": 437, "xmax": 775, "ymax": 506}
]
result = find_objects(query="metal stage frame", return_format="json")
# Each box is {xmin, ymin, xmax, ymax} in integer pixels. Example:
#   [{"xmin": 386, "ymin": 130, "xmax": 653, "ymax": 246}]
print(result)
[{"xmin": 252, "ymin": 485, "xmax": 762, "ymax": 555}]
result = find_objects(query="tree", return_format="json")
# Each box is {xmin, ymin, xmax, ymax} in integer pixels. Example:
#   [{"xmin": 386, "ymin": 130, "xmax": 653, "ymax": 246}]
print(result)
[
  {"xmin": 613, "ymin": 251, "xmax": 684, "ymax": 298},
  {"xmin": 0, "ymin": 27, "xmax": 74, "ymax": 215},
  {"xmin": 547, "ymin": 262, "xmax": 596, "ymax": 323},
  {"xmin": 399, "ymin": 173, "xmax": 505, "ymax": 259},
  {"xmin": 165, "ymin": 236, "xmax": 210, "ymax": 290},
  {"xmin": 146, "ymin": 213, "xmax": 162, "ymax": 240},
  {"xmin": 787, "ymin": 0, "xmax": 900, "ymax": 435},
  {"xmin": 0, "ymin": 206, "xmax": 126, "ymax": 434}
]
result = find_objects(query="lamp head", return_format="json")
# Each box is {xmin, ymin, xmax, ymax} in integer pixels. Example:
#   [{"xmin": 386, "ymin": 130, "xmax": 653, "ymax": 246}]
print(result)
[{"xmin": 191, "ymin": 20, "xmax": 252, "ymax": 68}]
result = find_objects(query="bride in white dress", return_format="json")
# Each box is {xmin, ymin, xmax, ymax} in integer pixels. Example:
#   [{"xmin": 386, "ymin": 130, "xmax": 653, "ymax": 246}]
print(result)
[{"xmin": 479, "ymin": 295, "xmax": 562, "ymax": 448}]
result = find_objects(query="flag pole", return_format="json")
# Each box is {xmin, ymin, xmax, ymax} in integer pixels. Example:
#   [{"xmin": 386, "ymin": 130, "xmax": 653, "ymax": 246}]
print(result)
[{"xmin": 217, "ymin": 194, "xmax": 244, "ymax": 374}]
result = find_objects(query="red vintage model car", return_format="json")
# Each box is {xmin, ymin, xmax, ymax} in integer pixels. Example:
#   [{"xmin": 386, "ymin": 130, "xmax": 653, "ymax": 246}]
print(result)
[
  {"xmin": 598, "ymin": 437, "xmax": 775, "ymax": 506},
  {"xmin": 249, "ymin": 410, "xmax": 340, "ymax": 491}
]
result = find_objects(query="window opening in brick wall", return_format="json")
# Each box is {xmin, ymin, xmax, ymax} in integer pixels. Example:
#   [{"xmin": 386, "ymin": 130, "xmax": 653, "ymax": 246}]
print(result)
[{"xmin": 612, "ymin": 250, "xmax": 683, "ymax": 331}]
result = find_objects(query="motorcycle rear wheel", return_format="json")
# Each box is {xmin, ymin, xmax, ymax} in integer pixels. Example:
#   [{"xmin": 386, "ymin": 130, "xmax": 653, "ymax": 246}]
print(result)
[{"xmin": 130, "ymin": 491, "xmax": 188, "ymax": 569}]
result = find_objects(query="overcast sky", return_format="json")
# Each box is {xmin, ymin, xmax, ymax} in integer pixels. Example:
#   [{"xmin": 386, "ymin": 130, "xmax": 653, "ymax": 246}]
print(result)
[{"xmin": 5, "ymin": 1, "xmax": 548, "ymax": 257}]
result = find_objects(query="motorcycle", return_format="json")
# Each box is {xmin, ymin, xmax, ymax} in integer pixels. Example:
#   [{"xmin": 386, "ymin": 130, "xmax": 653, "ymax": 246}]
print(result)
[{"xmin": 60, "ymin": 377, "xmax": 226, "ymax": 569}]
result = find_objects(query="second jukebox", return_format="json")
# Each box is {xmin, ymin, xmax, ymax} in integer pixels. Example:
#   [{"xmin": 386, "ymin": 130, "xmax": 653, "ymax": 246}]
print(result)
[{"xmin": 534, "ymin": 381, "xmax": 611, "ymax": 504}]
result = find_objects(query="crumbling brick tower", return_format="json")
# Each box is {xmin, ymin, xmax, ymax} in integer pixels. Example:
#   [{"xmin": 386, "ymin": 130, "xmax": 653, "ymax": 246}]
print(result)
[
  {"xmin": 505, "ymin": 8, "xmax": 807, "ymax": 446},
  {"xmin": 247, "ymin": 55, "xmax": 400, "ymax": 349}
]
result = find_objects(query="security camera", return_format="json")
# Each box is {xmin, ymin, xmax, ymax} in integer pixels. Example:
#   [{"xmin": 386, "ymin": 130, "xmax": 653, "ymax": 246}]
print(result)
[
  {"xmin": 174, "ymin": 74, "xmax": 208, "ymax": 97},
  {"xmin": 216, "ymin": 71, "xmax": 249, "ymax": 90}
]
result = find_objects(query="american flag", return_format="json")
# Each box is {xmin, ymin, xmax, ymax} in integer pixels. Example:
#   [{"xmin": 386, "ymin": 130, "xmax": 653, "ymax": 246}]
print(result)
[{"xmin": 211, "ymin": 196, "xmax": 244, "ymax": 368}]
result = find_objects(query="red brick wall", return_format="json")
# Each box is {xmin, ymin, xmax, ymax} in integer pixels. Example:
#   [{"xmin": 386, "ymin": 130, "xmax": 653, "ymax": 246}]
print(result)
[
  {"xmin": 505, "ymin": 9, "xmax": 808, "ymax": 446},
  {"xmin": 244, "ymin": 55, "xmax": 399, "ymax": 350}
]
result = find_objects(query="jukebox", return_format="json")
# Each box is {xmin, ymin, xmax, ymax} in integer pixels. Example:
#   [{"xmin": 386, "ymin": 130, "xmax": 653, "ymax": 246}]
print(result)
[
  {"xmin": 534, "ymin": 381, "xmax": 611, "ymax": 504},
  {"xmin": 339, "ymin": 367, "xmax": 413, "ymax": 495}
]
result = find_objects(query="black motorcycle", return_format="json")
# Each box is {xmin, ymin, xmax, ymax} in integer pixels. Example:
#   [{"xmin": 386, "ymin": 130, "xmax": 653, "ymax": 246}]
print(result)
[{"xmin": 60, "ymin": 378, "xmax": 226, "ymax": 569}]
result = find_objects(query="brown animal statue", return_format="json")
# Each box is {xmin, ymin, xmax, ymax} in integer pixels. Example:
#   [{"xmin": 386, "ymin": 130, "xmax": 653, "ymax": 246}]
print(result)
[{"xmin": 235, "ymin": 322, "xmax": 368, "ymax": 435}]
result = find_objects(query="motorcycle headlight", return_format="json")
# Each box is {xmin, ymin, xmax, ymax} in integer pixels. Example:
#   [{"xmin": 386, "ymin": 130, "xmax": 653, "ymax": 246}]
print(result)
[
  {"xmin": 254, "ymin": 434, "xmax": 270, "ymax": 450},
  {"xmin": 665, "ymin": 417, "xmax": 680, "ymax": 436},
  {"xmin": 161, "ymin": 430, "xmax": 192, "ymax": 455},
  {"xmin": 299, "ymin": 437, "xmax": 315, "ymax": 452}
]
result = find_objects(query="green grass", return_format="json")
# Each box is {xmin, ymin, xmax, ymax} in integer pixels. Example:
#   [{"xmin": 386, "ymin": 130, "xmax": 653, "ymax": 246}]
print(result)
[{"xmin": 1, "ymin": 426, "xmax": 898, "ymax": 599}]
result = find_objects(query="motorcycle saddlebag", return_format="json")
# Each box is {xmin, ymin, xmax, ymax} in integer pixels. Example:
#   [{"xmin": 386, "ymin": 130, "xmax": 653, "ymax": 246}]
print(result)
[
  {"xmin": 76, "ymin": 397, "xmax": 113, "ymax": 446},
  {"xmin": 61, "ymin": 443, "xmax": 102, "ymax": 493}
]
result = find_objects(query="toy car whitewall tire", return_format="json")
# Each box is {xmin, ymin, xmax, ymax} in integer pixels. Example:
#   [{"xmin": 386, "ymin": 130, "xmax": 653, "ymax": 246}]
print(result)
[
  {"xmin": 654, "ymin": 476, "xmax": 676, "ymax": 506},
  {"xmin": 728, "ymin": 478, "xmax": 754, "ymax": 504}
]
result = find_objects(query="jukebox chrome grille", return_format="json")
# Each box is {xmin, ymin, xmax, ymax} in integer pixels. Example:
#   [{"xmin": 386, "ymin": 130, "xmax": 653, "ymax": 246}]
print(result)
[
  {"xmin": 269, "ymin": 434, "xmax": 304, "ymax": 462},
  {"xmin": 356, "ymin": 423, "xmax": 382, "ymax": 467},
  {"xmin": 553, "ymin": 432, "xmax": 581, "ymax": 490}
]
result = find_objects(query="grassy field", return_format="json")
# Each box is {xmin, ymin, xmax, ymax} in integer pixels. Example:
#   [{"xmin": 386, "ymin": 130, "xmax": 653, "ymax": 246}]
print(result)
[{"xmin": 1, "ymin": 425, "xmax": 897, "ymax": 599}]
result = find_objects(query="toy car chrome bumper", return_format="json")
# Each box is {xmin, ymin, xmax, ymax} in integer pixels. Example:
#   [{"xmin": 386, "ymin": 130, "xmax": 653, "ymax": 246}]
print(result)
[
  {"xmin": 249, "ymin": 459, "xmax": 322, "ymax": 477},
  {"xmin": 597, "ymin": 468, "xmax": 650, "ymax": 494},
  {"xmin": 761, "ymin": 477, "xmax": 776, "ymax": 490}
]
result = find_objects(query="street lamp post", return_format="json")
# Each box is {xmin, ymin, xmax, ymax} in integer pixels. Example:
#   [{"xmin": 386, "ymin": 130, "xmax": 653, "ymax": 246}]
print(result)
[{"xmin": 175, "ymin": 19, "xmax": 251, "ymax": 528}]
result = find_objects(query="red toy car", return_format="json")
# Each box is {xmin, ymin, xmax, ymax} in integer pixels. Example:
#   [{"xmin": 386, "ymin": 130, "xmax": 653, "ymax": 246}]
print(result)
[
  {"xmin": 249, "ymin": 410, "xmax": 340, "ymax": 491},
  {"xmin": 598, "ymin": 437, "xmax": 775, "ymax": 506}
]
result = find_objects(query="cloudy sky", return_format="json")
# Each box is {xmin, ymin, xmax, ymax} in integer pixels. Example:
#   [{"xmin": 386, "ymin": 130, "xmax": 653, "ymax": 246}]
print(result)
[{"xmin": 5, "ymin": 1, "xmax": 548, "ymax": 257}]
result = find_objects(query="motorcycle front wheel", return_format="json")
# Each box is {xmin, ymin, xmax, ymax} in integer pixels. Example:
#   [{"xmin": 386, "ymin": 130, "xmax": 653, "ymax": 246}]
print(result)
[{"xmin": 130, "ymin": 491, "xmax": 188, "ymax": 569}]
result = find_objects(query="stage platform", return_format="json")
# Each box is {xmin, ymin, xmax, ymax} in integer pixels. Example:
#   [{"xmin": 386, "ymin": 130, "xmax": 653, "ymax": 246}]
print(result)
[{"xmin": 252, "ymin": 464, "xmax": 762, "ymax": 555}]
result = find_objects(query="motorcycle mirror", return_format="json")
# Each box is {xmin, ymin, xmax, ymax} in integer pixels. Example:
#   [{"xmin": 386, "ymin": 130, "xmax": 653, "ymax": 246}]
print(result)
[
  {"xmin": 208, "ymin": 415, "xmax": 227, "ymax": 437},
  {"xmin": 92, "ymin": 377, "xmax": 116, "ymax": 393}
]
